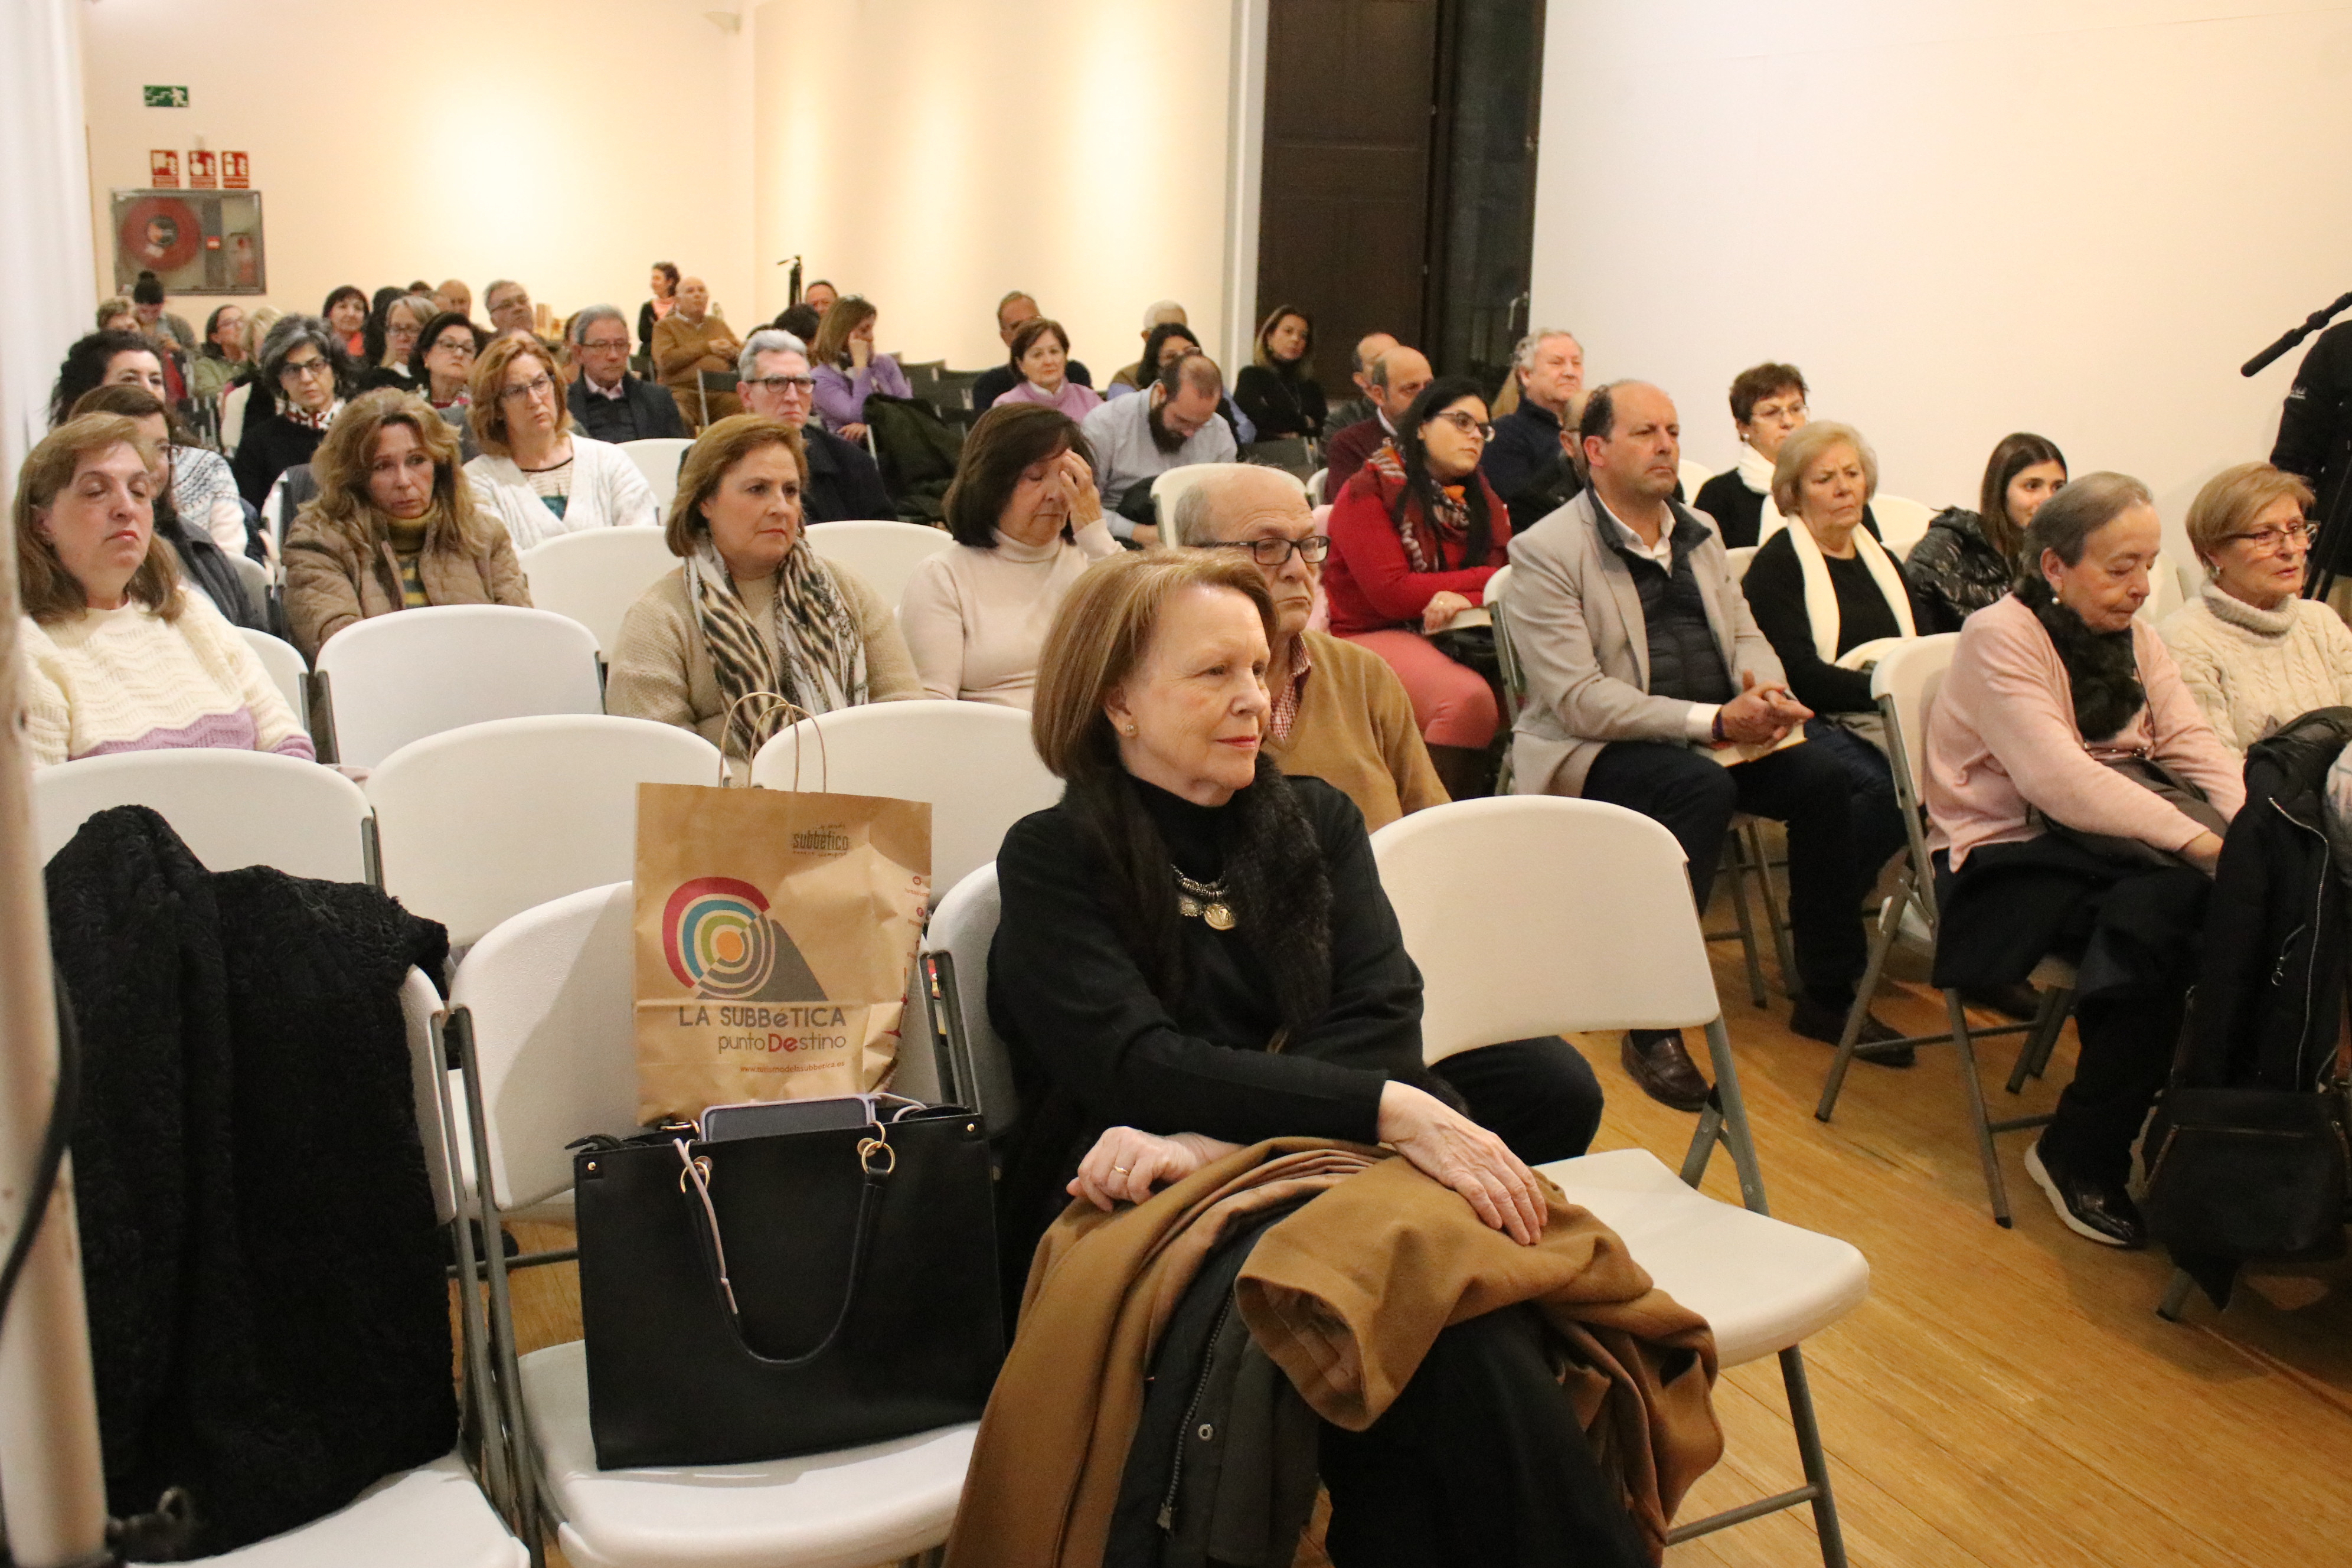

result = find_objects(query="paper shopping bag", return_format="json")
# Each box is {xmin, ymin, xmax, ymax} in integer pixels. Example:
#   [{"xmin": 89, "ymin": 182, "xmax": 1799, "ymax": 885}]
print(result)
[{"xmin": 632, "ymin": 779, "xmax": 930, "ymax": 1125}]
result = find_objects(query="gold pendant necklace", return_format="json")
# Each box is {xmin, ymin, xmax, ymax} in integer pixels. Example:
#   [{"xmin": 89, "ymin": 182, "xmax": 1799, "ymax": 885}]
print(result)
[{"xmin": 1173, "ymin": 870, "xmax": 1236, "ymax": 932}]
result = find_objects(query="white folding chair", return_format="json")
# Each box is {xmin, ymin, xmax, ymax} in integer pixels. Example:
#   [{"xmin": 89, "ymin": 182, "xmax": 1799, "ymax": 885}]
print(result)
[
  {"xmin": 239, "ymin": 626, "xmax": 311, "ymax": 726},
  {"xmin": 1148, "ymin": 462, "xmax": 1230, "ymax": 533},
  {"xmin": 515, "ymin": 527, "xmax": 677, "ymax": 657},
  {"xmin": 1369, "ymin": 796, "xmax": 1866, "ymax": 1567},
  {"xmin": 312, "ymin": 606, "xmax": 605, "ymax": 769},
  {"xmin": 230, "ymin": 552, "xmax": 271, "ymax": 625},
  {"xmin": 1677, "ymin": 458, "xmax": 1713, "ymax": 499},
  {"xmin": 1723, "ymin": 544, "xmax": 1759, "ymax": 584},
  {"xmin": 211, "ymin": 968, "xmax": 525, "ymax": 1566},
  {"xmin": 616, "ymin": 438, "xmax": 693, "ymax": 509},
  {"xmin": 917, "ymin": 863, "xmax": 1017, "ymax": 1133},
  {"xmin": 2146, "ymin": 548, "xmax": 2194, "ymax": 623},
  {"xmin": 1870, "ymin": 493, "xmax": 1935, "ymax": 558},
  {"xmin": 804, "ymin": 518, "xmax": 954, "ymax": 606},
  {"xmin": 1305, "ymin": 467, "xmax": 1327, "ymax": 505},
  {"xmin": 751, "ymin": 700, "xmax": 1060, "ymax": 907},
  {"xmin": 1813, "ymin": 635, "xmax": 2074, "ymax": 1225},
  {"xmin": 446, "ymin": 884, "xmax": 976, "ymax": 1568},
  {"xmin": 368, "ymin": 716, "xmax": 721, "ymax": 948},
  {"xmin": 34, "ymin": 749, "xmax": 373, "ymax": 882}
]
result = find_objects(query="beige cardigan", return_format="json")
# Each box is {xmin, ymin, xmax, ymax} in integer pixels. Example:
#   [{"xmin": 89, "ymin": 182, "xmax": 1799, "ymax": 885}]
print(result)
[{"xmin": 603, "ymin": 559, "xmax": 921, "ymax": 760}]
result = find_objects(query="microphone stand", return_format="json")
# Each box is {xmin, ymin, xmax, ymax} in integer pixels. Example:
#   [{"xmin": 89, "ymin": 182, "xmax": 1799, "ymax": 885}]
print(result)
[{"xmin": 2242, "ymin": 292, "xmax": 2352, "ymax": 602}]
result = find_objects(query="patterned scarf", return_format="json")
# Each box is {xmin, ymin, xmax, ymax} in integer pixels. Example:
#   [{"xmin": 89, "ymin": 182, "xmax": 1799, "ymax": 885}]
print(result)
[
  {"xmin": 1363, "ymin": 440, "xmax": 1469, "ymax": 571},
  {"xmin": 685, "ymin": 534, "xmax": 869, "ymax": 760}
]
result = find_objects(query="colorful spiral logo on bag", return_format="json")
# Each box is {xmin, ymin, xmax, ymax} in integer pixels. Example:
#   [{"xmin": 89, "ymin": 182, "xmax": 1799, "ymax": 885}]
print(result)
[{"xmin": 662, "ymin": 877, "xmax": 778, "ymax": 998}]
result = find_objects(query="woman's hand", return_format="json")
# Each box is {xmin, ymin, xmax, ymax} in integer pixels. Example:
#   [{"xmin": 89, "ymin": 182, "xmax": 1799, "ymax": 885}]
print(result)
[
  {"xmin": 2182, "ymin": 830, "xmax": 2224, "ymax": 875},
  {"xmin": 1069, "ymin": 1126, "xmax": 1243, "ymax": 1211},
  {"xmin": 1421, "ymin": 590, "xmax": 1474, "ymax": 633},
  {"xmin": 839, "ymin": 422, "xmax": 868, "ymax": 445},
  {"xmin": 1377, "ymin": 1081, "xmax": 1546, "ymax": 1245},
  {"xmin": 850, "ymin": 336, "xmax": 873, "ymax": 370},
  {"xmin": 1060, "ymin": 451, "xmax": 1103, "ymax": 527}
]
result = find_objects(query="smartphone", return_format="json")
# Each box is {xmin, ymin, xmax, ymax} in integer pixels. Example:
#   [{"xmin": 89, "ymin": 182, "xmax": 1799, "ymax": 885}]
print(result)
[{"xmin": 700, "ymin": 1093, "xmax": 925, "ymax": 1143}]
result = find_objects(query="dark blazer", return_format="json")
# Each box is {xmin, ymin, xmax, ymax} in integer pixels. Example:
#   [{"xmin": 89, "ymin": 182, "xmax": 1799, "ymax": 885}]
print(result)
[
  {"xmin": 567, "ymin": 373, "xmax": 686, "ymax": 445},
  {"xmin": 801, "ymin": 424, "xmax": 897, "ymax": 522},
  {"xmin": 1481, "ymin": 401, "xmax": 1582, "ymax": 534}
]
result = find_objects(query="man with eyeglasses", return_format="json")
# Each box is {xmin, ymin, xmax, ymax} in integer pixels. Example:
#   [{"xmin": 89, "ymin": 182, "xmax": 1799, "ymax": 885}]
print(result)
[
  {"xmin": 566, "ymin": 305, "xmax": 685, "ymax": 443},
  {"xmin": 1321, "ymin": 345, "xmax": 1432, "ymax": 499},
  {"xmin": 736, "ymin": 329, "xmax": 894, "ymax": 524}
]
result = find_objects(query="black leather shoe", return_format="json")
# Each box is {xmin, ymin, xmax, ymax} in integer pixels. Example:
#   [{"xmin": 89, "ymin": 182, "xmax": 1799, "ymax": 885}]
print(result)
[
  {"xmin": 1619, "ymin": 1030, "xmax": 1710, "ymax": 1112},
  {"xmin": 1963, "ymin": 982, "xmax": 2043, "ymax": 1022},
  {"xmin": 2025, "ymin": 1139, "xmax": 2145, "ymax": 1248},
  {"xmin": 1789, "ymin": 995, "xmax": 1917, "ymax": 1067}
]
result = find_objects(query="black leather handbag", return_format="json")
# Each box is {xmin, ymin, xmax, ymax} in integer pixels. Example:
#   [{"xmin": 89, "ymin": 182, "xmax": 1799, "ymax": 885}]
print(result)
[
  {"xmin": 573, "ymin": 1104, "xmax": 1005, "ymax": 1469},
  {"xmin": 2142, "ymin": 1086, "xmax": 2350, "ymax": 1259}
]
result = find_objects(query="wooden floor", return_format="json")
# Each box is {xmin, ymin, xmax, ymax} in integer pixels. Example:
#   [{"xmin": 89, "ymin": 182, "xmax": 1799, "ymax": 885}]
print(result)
[{"xmin": 485, "ymin": 909, "xmax": 2352, "ymax": 1568}]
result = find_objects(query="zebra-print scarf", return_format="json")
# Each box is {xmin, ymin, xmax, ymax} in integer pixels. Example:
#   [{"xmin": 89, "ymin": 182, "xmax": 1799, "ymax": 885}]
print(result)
[{"xmin": 685, "ymin": 534, "xmax": 868, "ymax": 760}]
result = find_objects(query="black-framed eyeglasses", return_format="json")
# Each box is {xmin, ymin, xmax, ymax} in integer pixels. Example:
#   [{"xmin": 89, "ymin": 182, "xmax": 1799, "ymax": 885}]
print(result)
[
  {"xmin": 1204, "ymin": 535, "xmax": 1331, "ymax": 567},
  {"xmin": 579, "ymin": 338, "xmax": 632, "ymax": 354},
  {"xmin": 280, "ymin": 357, "xmax": 333, "ymax": 381},
  {"xmin": 1430, "ymin": 409, "xmax": 1494, "ymax": 442},
  {"xmin": 747, "ymin": 374, "xmax": 816, "ymax": 396}
]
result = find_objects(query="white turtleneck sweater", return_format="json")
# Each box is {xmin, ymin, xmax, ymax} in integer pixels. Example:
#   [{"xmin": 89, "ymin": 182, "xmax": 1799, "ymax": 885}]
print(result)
[
  {"xmin": 896, "ymin": 518, "xmax": 1120, "ymax": 707},
  {"xmin": 2159, "ymin": 580, "xmax": 2352, "ymax": 753}
]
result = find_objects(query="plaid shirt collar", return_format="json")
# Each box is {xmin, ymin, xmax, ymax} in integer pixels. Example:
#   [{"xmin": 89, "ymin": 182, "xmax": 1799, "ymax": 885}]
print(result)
[{"xmin": 1268, "ymin": 634, "xmax": 1314, "ymax": 743}]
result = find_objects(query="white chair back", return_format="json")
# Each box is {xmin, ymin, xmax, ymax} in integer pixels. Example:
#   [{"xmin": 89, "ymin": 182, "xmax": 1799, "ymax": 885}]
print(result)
[
  {"xmin": 2147, "ymin": 550, "xmax": 2193, "ymax": 623},
  {"xmin": 1149, "ymin": 463, "xmax": 1229, "ymax": 533},
  {"xmin": 922, "ymin": 862, "xmax": 1018, "ymax": 1131},
  {"xmin": 1871, "ymin": 493, "xmax": 1935, "ymax": 557},
  {"xmin": 229, "ymin": 553, "xmax": 270, "ymax": 625},
  {"xmin": 516, "ymin": 527, "xmax": 677, "ymax": 656},
  {"xmin": 398, "ymin": 967, "xmax": 460, "ymax": 1226},
  {"xmin": 617, "ymin": 437, "xmax": 693, "ymax": 508},
  {"xmin": 33, "ymin": 749, "xmax": 372, "ymax": 881},
  {"xmin": 750, "ymin": 700, "xmax": 1060, "ymax": 903},
  {"xmin": 369, "ymin": 716, "xmax": 723, "ymax": 948},
  {"xmin": 1678, "ymin": 458, "xmax": 1713, "ymax": 498},
  {"xmin": 1369, "ymin": 797, "xmax": 1718, "ymax": 1059},
  {"xmin": 1305, "ymin": 467, "xmax": 1327, "ymax": 505},
  {"xmin": 1868, "ymin": 632, "xmax": 1959, "ymax": 817},
  {"xmin": 313, "ymin": 605, "xmax": 604, "ymax": 769},
  {"xmin": 805, "ymin": 519, "xmax": 953, "ymax": 607},
  {"xmin": 449, "ymin": 881, "xmax": 641, "ymax": 1210},
  {"xmin": 239, "ymin": 626, "xmax": 309, "ymax": 721},
  {"xmin": 1724, "ymin": 544, "xmax": 1759, "ymax": 583}
]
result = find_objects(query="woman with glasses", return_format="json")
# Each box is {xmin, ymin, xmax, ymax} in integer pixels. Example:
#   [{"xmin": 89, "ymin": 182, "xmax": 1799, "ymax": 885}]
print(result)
[
  {"xmin": 462, "ymin": 335, "xmax": 658, "ymax": 550},
  {"xmin": 411, "ymin": 311, "xmax": 485, "ymax": 414},
  {"xmin": 2160, "ymin": 461, "xmax": 2352, "ymax": 753},
  {"xmin": 1691, "ymin": 362, "xmax": 1811, "ymax": 548},
  {"xmin": 232, "ymin": 315, "xmax": 348, "ymax": 507},
  {"xmin": 1322, "ymin": 376, "xmax": 1513, "ymax": 799},
  {"xmin": 898, "ymin": 404, "xmax": 1119, "ymax": 707},
  {"xmin": 358, "ymin": 293, "xmax": 436, "ymax": 393}
]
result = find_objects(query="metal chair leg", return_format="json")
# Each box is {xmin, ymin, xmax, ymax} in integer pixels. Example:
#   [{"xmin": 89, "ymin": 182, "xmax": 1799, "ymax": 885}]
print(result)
[
  {"xmin": 1746, "ymin": 819, "xmax": 1798, "ymax": 997},
  {"xmin": 1818, "ymin": 883, "xmax": 1906, "ymax": 1122},
  {"xmin": 2004, "ymin": 985, "xmax": 2072, "ymax": 1093},
  {"xmin": 2157, "ymin": 1268, "xmax": 2199, "ymax": 1322},
  {"xmin": 1946, "ymin": 988, "xmax": 2014, "ymax": 1226},
  {"xmin": 1782, "ymin": 1345, "xmax": 1850, "ymax": 1568},
  {"xmin": 1721, "ymin": 834, "xmax": 1769, "ymax": 1008},
  {"xmin": 1681, "ymin": 1018, "xmax": 1770, "ymax": 1215}
]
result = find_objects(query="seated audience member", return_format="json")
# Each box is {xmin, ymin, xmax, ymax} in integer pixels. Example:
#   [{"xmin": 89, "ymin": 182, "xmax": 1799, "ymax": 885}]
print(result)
[
  {"xmin": 1079, "ymin": 350, "xmax": 1239, "ymax": 545},
  {"xmin": 971, "ymin": 291, "xmax": 1096, "ymax": 411},
  {"xmin": 412, "ymin": 311, "xmax": 485, "ymax": 416},
  {"xmin": 639, "ymin": 261, "xmax": 679, "ymax": 360},
  {"xmin": 51, "ymin": 333, "xmax": 249, "ymax": 556},
  {"xmin": 1106, "ymin": 299, "xmax": 1188, "ymax": 390},
  {"xmin": 1691, "ymin": 362, "xmax": 1809, "ymax": 548},
  {"xmin": 736, "ymin": 329, "xmax": 894, "ymax": 522},
  {"xmin": 358, "ymin": 293, "xmax": 435, "ymax": 393},
  {"xmin": 606, "ymin": 414, "xmax": 919, "ymax": 765},
  {"xmin": 1910, "ymin": 433, "xmax": 2067, "ymax": 632},
  {"xmin": 464, "ymin": 334, "xmax": 659, "ymax": 548},
  {"xmin": 1482, "ymin": 328, "xmax": 1586, "ymax": 533},
  {"xmin": 15, "ymin": 414, "xmax": 310, "ymax": 766},
  {"xmin": 217, "ymin": 308, "xmax": 283, "ymax": 458},
  {"xmin": 802, "ymin": 279, "xmax": 840, "ymax": 319},
  {"xmin": 188, "ymin": 304, "xmax": 247, "ymax": 409},
  {"xmin": 483, "ymin": 279, "xmax": 537, "ymax": 339},
  {"xmin": 1233, "ymin": 305, "xmax": 1327, "ymax": 442},
  {"xmin": 772, "ymin": 302, "xmax": 822, "ymax": 342},
  {"xmin": 48, "ymin": 328, "xmax": 171, "ymax": 426},
  {"xmin": 1508, "ymin": 381, "xmax": 1906, "ymax": 1108},
  {"xmin": 1323, "ymin": 345, "xmax": 1434, "ymax": 497},
  {"xmin": 232, "ymin": 315, "xmax": 347, "ymax": 507},
  {"xmin": 1109, "ymin": 321, "xmax": 1259, "ymax": 442},
  {"xmin": 987, "ymin": 318, "xmax": 1102, "ymax": 420},
  {"xmin": 983, "ymin": 552, "xmax": 1660, "ymax": 1564},
  {"xmin": 96, "ymin": 296, "xmax": 139, "ymax": 335},
  {"xmin": 2161, "ymin": 461, "xmax": 2352, "ymax": 751},
  {"xmin": 432, "ymin": 279, "xmax": 473, "ymax": 321},
  {"xmin": 899, "ymin": 404, "xmax": 1118, "ymax": 706},
  {"xmin": 1325, "ymin": 330, "xmax": 1400, "ymax": 433},
  {"xmin": 322, "ymin": 286, "xmax": 370, "ymax": 357},
  {"xmin": 283, "ymin": 390, "xmax": 531, "ymax": 660},
  {"xmin": 566, "ymin": 305, "xmax": 687, "ymax": 443},
  {"xmin": 1325, "ymin": 376, "xmax": 1512, "ymax": 801},
  {"xmin": 68, "ymin": 387, "xmax": 262, "ymax": 628},
  {"xmin": 809, "ymin": 296, "xmax": 909, "ymax": 443},
  {"xmin": 1926, "ymin": 473, "xmax": 2241, "ymax": 1247},
  {"xmin": 132, "ymin": 271, "xmax": 197, "ymax": 354},
  {"xmin": 652, "ymin": 275, "xmax": 743, "ymax": 432}
]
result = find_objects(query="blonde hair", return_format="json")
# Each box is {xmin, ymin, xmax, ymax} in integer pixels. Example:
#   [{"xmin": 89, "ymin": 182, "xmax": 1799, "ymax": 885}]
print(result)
[
  {"xmin": 14, "ymin": 414, "xmax": 181, "ymax": 626},
  {"xmin": 96, "ymin": 296, "xmax": 138, "ymax": 331},
  {"xmin": 1770, "ymin": 420, "xmax": 1879, "ymax": 519},
  {"xmin": 2185, "ymin": 461, "xmax": 2313, "ymax": 566},
  {"xmin": 241, "ymin": 307, "xmax": 283, "ymax": 360},
  {"xmin": 468, "ymin": 334, "xmax": 571, "ymax": 456},
  {"xmin": 303, "ymin": 388, "xmax": 496, "ymax": 558},
  {"xmin": 665, "ymin": 414, "xmax": 808, "ymax": 557},
  {"xmin": 1030, "ymin": 551, "xmax": 1276, "ymax": 782}
]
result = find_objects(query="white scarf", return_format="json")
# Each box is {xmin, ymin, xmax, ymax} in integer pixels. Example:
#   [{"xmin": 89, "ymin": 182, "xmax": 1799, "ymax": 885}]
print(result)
[
  {"xmin": 1736, "ymin": 439, "xmax": 1788, "ymax": 541},
  {"xmin": 1787, "ymin": 515, "xmax": 1916, "ymax": 662}
]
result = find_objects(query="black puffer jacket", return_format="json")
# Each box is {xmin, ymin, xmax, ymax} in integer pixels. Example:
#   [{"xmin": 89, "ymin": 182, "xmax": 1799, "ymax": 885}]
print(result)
[{"xmin": 1905, "ymin": 507, "xmax": 2016, "ymax": 633}]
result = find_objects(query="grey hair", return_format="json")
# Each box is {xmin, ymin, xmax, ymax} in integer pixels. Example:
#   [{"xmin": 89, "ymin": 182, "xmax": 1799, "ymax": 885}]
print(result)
[
  {"xmin": 2023, "ymin": 471, "xmax": 2155, "ymax": 569},
  {"xmin": 1141, "ymin": 299, "xmax": 1187, "ymax": 331},
  {"xmin": 484, "ymin": 278, "xmax": 525, "ymax": 306},
  {"xmin": 257, "ymin": 313, "xmax": 340, "ymax": 387},
  {"xmin": 1512, "ymin": 329, "xmax": 1579, "ymax": 374},
  {"xmin": 1368, "ymin": 347, "xmax": 1419, "ymax": 390},
  {"xmin": 1769, "ymin": 420, "xmax": 1879, "ymax": 517},
  {"xmin": 738, "ymin": 328, "xmax": 808, "ymax": 381},
  {"xmin": 1166, "ymin": 466, "xmax": 1305, "ymax": 549},
  {"xmin": 568, "ymin": 304, "xmax": 627, "ymax": 344}
]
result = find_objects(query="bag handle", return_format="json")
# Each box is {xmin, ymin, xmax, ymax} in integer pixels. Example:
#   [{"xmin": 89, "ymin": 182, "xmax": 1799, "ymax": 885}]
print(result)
[
  {"xmin": 670, "ymin": 1125, "xmax": 893, "ymax": 1367},
  {"xmin": 718, "ymin": 691, "xmax": 829, "ymax": 790}
]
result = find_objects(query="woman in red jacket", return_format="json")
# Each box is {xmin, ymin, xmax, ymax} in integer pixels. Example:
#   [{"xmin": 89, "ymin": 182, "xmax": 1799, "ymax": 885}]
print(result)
[{"xmin": 1323, "ymin": 375, "xmax": 1510, "ymax": 798}]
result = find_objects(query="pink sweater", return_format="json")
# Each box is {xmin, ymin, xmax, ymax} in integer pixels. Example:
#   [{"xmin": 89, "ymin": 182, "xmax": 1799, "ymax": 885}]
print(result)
[{"xmin": 1925, "ymin": 595, "xmax": 2243, "ymax": 868}]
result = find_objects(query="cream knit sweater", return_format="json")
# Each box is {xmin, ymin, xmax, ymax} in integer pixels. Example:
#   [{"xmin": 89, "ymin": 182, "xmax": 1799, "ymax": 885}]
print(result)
[{"xmin": 2159, "ymin": 582, "xmax": 2352, "ymax": 754}]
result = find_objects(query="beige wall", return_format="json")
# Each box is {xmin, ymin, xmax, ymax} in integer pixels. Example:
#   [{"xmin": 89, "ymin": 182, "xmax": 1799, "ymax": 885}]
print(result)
[
  {"xmin": 80, "ymin": 0, "xmax": 757, "ymax": 338},
  {"xmin": 750, "ymin": 0, "xmax": 1239, "ymax": 377},
  {"xmin": 1531, "ymin": 0, "xmax": 2352, "ymax": 541}
]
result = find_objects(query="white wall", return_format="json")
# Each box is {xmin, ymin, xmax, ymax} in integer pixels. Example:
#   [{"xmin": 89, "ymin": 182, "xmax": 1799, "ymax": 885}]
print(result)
[
  {"xmin": 1, "ymin": 0, "xmax": 95, "ymax": 481},
  {"xmin": 1531, "ymin": 1, "xmax": 2352, "ymax": 543},
  {"xmin": 750, "ymin": 0, "xmax": 1241, "ymax": 375},
  {"xmin": 80, "ymin": 0, "xmax": 756, "ymax": 335}
]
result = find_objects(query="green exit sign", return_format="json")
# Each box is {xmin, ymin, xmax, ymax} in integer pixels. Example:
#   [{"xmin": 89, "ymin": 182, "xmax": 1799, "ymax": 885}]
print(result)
[{"xmin": 143, "ymin": 85, "xmax": 189, "ymax": 108}]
